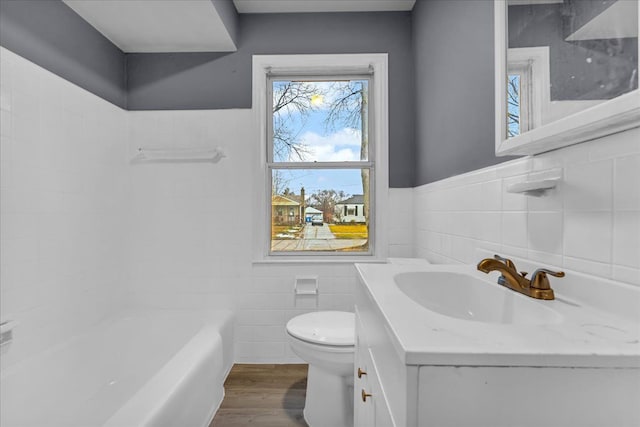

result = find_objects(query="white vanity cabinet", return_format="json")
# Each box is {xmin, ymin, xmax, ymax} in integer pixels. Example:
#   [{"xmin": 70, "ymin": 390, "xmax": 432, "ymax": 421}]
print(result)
[
  {"xmin": 353, "ymin": 308, "xmax": 396, "ymax": 427},
  {"xmin": 354, "ymin": 263, "xmax": 640, "ymax": 427},
  {"xmin": 354, "ymin": 279, "xmax": 419, "ymax": 427}
]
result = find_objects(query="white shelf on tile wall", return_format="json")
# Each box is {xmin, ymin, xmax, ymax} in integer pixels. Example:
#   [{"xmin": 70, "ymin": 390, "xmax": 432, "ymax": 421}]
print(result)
[
  {"xmin": 506, "ymin": 178, "xmax": 559, "ymax": 194},
  {"xmin": 0, "ymin": 320, "xmax": 18, "ymax": 346},
  {"xmin": 505, "ymin": 167, "xmax": 562, "ymax": 195},
  {"xmin": 0, "ymin": 320, "xmax": 18, "ymax": 335},
  {"xmin": 132, "ymin": 147, "xmax": 225, "ymax": 163}
]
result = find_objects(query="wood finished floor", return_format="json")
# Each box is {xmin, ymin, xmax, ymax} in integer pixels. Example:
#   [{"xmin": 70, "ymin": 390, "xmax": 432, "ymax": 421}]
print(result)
[{"xmin": 210, "ymin": 364, "xmax": 309, "ymax": 427}]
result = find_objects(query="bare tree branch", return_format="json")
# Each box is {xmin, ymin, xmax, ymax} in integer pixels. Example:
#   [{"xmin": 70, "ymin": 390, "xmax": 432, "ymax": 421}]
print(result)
[
  {"xmin": 321, "ymin": 80, "xmax": 370, "ymax": 224},
  {"xmin": 272, "ymin": 81, "xmax": 326, "ymax": 161}
]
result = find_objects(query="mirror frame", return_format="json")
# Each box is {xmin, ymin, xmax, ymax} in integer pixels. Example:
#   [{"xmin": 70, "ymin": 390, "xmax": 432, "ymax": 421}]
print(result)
[{"xmin": 495, "ymin": 0, "xmax": 640, "ymax": 156}]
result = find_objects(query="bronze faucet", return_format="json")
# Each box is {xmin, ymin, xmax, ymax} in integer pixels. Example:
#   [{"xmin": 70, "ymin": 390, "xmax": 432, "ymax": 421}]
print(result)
[{"xmin": 477, "ymin": 254, "xmax": 564, "ymax": 300}]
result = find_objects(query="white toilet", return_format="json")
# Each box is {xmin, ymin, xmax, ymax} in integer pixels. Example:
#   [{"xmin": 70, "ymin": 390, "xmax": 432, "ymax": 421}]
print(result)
[{"xmin": 286, "ymin": 311, "xmax": 355, "ymax": 427}]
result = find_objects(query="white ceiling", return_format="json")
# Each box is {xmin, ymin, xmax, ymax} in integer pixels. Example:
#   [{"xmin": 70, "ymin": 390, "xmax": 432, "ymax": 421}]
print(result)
[
  {"xmin": 566, "ymin": 0, "xmax": 638, "ymax": 41},
  {"xmin": 63, "ymin": 0, "xmax": 416, "ymax": 53},
  {"xmin": 233, "ymin": 0, "xmax": 416, "ymax": 14},
  {"xmin": 63, "ymin": 0, "xmax": 237, "ymax": 53}
]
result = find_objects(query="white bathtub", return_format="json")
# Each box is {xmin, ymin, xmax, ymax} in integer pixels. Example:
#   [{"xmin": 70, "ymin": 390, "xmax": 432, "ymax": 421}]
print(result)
[{"xmin": 0, "ymin": 309, "xmax": 234, "ymax": 427}]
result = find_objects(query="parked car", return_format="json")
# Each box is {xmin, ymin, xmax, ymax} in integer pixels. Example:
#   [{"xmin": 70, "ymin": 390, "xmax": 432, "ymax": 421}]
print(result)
[{"xmin": 311, "ymin": 215, "xmax": 323, "ymax": 226}]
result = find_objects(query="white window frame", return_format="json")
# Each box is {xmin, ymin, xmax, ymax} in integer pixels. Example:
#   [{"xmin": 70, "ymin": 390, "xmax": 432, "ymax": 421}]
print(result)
[
  {"xmin": 507, "ymin": 46, "xmax": 550, "ymax": 134},
  {"xmin": 251, "ymin": 54, "xmax": 389, "ymax": 263}
]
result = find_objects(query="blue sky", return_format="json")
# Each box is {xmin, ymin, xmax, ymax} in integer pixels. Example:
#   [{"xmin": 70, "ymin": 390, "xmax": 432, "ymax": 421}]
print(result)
[
  {"xmin": 275, "ymin": 169, "xmax": 365, "ymax": 197},
  {"xmin": 507, "ymin": 74, "xmax": 521, "ymax": 137},
  {"xmin": 272, "ymin": 80, "xmax": 368, "ymax": 198}
]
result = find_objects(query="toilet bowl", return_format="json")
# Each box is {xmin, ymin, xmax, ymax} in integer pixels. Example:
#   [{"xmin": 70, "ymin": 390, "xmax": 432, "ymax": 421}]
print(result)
[{"xmin": 286, "ymin": 311, "xmax": 355, "ymax": 427}]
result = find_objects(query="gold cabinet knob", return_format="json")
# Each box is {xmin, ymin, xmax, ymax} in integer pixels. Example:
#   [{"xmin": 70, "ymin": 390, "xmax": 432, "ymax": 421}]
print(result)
[
  {"xmin": 361, "ymin": 389, "xmax": 372, "ymax": 402},
  {"xmin": 357, "ymin": 367, "xmax": 367, "ymax": 378}
]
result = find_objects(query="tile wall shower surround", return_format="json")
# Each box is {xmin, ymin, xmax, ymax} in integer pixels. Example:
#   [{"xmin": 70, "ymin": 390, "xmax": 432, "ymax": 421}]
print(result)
[
  {"xmin": 414, "ymin": 127, "xmax": 640, "ymax": 287},
  {"xmin": 1, "ymin": 47, "xmax": 414, "ymax": 366},
  {"xmin": 0, "ymin": 47, "xmax": 129, "ymax": 369},
  {"xmin": 127, "ymin": 110, "xmax": 414, "ymax": 363}
]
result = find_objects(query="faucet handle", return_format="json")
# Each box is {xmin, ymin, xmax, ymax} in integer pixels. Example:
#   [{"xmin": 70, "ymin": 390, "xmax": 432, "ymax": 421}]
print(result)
[
  {"xmin": 533, "ymin": 268, "xmax": 565, "ymax": 278},
  {"xmin": 530, "ymin": 268, "xmax": 565, "ymax": 290},
  {"xmin": 493, "ymin": 254, "xmax": 516, "ymax": 270}
]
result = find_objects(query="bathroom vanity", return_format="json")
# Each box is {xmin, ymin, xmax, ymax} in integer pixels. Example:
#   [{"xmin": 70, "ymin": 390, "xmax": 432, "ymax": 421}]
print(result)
[{"xmin": 353, "ymin": 263, "xmax": 640, "ymax": 427}]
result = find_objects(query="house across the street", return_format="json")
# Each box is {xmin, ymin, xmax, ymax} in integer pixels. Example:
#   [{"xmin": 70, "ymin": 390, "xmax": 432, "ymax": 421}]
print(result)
[
  {"xmin": 272, "ymin": 194, "xmax": 303, "ymax": 225},
  {"xmin": 335, "ymin": 195, "xmax": 366, "ymax": 223}
]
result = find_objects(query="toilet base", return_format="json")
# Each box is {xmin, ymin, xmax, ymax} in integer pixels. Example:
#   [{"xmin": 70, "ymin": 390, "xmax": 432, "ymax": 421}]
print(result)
[{"xmin": 303, "ymin": 364, "xmax": 354, "ymax": 427}]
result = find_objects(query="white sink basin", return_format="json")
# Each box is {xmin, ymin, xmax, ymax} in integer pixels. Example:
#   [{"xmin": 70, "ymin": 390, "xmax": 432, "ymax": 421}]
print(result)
[
  {"xmin": 395, "ymin": 271, "xmax": 563, "ymax": 325},
  {"xmin": 356, "ymin": 262, "xmax": 639, "ymax": 368}
]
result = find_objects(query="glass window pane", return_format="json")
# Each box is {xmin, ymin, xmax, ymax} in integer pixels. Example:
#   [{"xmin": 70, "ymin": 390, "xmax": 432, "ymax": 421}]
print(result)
[
  {"xmin": 507, "ymin": 74, "xmax": 521, "ymax": 137},
  {"xmin": 271, "ymin": 80, "xmax": 369, "ymax": 162},
  {"xmin": 270, "ymin": 169, "xmax": 370, "ymax": 253}
]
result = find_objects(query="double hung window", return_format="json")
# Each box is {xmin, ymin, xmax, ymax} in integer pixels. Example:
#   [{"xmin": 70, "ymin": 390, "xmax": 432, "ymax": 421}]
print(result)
[
  {"xmin": 268, "ymin": 76, "xmax": 373, "ymax": 254},
  {"xmin": 252, "ymin": 54, "xmax": 388, "ymax": 260}
]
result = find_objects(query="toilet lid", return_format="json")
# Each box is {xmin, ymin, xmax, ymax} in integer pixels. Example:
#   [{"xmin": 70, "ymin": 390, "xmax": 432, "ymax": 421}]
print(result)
[{"xmin": 286, "ymin": 311, "xmax": 355, "ymax": 346}]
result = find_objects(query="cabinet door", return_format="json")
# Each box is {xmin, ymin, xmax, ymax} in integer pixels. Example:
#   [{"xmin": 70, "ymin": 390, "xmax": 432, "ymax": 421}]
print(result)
[
  {"xmin": 354, "ymin": 347, "xmax": 375, "ymax": 427},
  {"xmin": 354, "ymin": 314, "xmax": 375, "ymax": 427},
  {"xmin": 355, "ymin": 347, "xmax": 395, "ymax": 426},
  {"xmin": 369, "ymin": 349, "xmax": 395, "ymax": 427},
  {"xmin": 355, "ymin": 309, "xmax": 395, "ymax": 427}
]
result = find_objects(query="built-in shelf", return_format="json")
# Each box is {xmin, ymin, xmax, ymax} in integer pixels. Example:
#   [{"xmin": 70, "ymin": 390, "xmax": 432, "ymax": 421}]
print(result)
[
  {"xmin": 506, "ymin": 178, "xmax": 559, "ymax": 194},
  {"xmin": 505, "ymin": 167, "xmax": 562, "ymax": 195},
  {"xmin": 0, "ymin": 320, "xmax": 18, "ymax": 347}
]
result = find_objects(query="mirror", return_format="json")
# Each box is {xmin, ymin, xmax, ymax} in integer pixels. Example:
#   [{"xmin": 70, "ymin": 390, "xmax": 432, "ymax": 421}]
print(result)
[{"xmin": 495, "ymin": 0, "xmax": 640, "ymax": 156}]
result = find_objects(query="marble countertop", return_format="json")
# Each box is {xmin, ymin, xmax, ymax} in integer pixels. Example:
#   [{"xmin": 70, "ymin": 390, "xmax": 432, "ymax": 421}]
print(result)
[{"xmin": 355, "ymin": 263, "xmax": 640, "ymax": 368}]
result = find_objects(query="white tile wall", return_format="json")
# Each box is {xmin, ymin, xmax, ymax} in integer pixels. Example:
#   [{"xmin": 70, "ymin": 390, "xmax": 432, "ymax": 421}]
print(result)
[
  {"xmin": 15, "ymin": 46, "xmax": 638, "ymax": 368},
  {"xmin": 415, "ymin": 127, "xmax": 640, "ymax": 287},
  {"xmin": 388, "ymin": 188, "xmax": 415, "ymax": 258},
  {"xmin": 126, "ymin": 109, "xmax": 414, "ymax": 363},
  {"xmin": 126, "ymin": 109, "xmax": 253, "ymax": 315},
  {"xmin": 0, "ymin": 48, "xmax": 415, "ymax": 367},
  {"xmin": 0, "ymin": 48, "xmax": 129, "ymax": 369}
]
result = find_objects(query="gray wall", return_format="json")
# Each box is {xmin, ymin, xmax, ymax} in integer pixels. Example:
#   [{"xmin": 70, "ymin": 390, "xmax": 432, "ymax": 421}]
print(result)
[
  {"xmin": 127, "ymin": 12, "xmax": 415, "ymax": 187},
  {"xmin": 211, "ymin": 0, "xmax": 239, "ymax": 49},
  {"xmin": 509, "ymin": 2, "xmax": 638, "ymax": 101},
  {"xmin": 0, "ymin": 0, "xmax": 127, "ymax": 108},
  {"xmin": 412, "ymin": 0, "xmax": 515, "ymax": 186},
  {"xmin": 0, "ymin": 2, "xmax": 415, "ymax": 187},
  {"xmin": 2, "ymin": 0, "xmax": 516, "ymax": 187}
]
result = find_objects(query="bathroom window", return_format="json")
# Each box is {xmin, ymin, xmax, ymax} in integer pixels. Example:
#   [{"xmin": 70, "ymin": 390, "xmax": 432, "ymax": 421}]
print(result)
[
  {"xmin": 507, "ymin": 72, "xmax": 525, "ymax": 137},
  {"xmin": 252, "ymin": 54, "xmax": 389, "ymax": 260},
  {"xmin": 507, "ymin": 47, "xmax": 550, "ymax": 138},
  {"xmin": 268, "ymin": 77, "xmax": 371, "ymax": 254}
]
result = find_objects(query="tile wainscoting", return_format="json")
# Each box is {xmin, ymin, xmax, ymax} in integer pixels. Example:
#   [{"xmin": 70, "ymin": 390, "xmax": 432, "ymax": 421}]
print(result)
[{"xmin": 414, "ymin": 127, "xmax": 640, "ymax": 287}]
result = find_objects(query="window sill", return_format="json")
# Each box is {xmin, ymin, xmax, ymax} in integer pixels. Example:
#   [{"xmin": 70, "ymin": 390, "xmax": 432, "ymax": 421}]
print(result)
[{"xmin": 251, "ymin": 256, "xmax": 388, "ymax": 265}]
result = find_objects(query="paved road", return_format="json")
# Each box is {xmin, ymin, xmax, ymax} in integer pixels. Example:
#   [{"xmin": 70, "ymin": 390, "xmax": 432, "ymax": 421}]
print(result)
[{"xmin": 271, "ymin": 224, "xmax": 367, "ymax": 251}]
